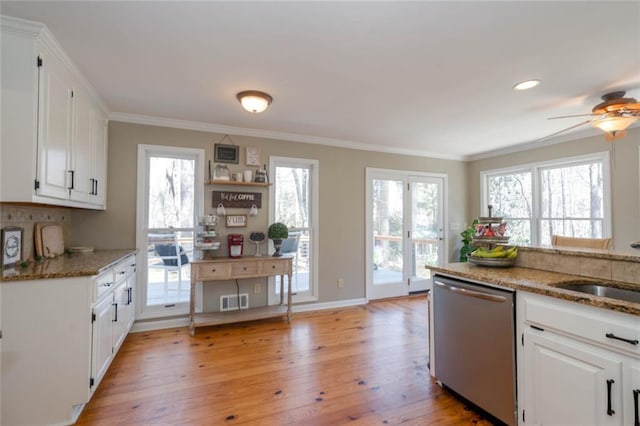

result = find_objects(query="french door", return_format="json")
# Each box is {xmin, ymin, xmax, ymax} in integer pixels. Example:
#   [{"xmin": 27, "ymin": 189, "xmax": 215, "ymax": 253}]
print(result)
[
  {"xmin": 136, "ymin": 145, "xmax": 204, "ymax": 319},
  {"xmin": 366, "ymin": 168, "xmax": 446, "ymax": 300}
]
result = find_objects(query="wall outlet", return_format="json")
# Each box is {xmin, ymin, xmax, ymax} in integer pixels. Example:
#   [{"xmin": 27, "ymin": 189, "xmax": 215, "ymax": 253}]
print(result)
[
  {"xmin": 337, "ymin": 278, "xmax": 344, "ymax": 288},
  {"xmin": 254, "ymin": 283, "xmax": 261, "ymax": 294}
]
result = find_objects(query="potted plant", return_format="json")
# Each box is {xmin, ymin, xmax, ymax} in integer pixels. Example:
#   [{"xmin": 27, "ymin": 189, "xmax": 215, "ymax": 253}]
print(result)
[
  {"xmin": 459, "ymin": 219, "xmax": 478, "ymax": 262},
  {"xmin": 268, "ymin": 222, "xmax": 289, "ymax": 257}
]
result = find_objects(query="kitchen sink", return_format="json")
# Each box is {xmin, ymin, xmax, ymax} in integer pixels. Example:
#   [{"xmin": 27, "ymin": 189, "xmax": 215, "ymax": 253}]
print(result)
[{"xmin": 556, "ymin": 282, "xmax": 640, "ymax": 304}]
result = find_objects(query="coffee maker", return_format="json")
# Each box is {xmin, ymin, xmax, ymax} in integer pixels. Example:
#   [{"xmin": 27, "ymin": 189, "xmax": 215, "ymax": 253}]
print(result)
[{"xmin": 228, "ymin": 234, "xmax": 244, "ymax": 258}]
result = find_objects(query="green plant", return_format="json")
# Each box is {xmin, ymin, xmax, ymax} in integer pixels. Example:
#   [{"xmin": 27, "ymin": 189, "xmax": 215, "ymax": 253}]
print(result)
[
  {"xmin": 268, "ymin": 222, "xmax": 289, "ymax": 240},
  {"xmin": 459, "ymin": 219, "xmax": 478, "ymax": 262}
]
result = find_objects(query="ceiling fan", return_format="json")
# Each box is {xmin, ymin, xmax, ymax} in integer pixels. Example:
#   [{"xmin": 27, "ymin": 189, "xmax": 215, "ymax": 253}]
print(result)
[{"xmin": 545, "ymin": 91, "xmax": 640, "ymax": 141}]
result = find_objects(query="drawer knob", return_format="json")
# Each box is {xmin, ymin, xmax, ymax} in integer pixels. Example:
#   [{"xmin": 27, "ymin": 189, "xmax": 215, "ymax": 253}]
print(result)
[
  {"xmin": 272, "ymin": 265, "xmax": 276, "ymax": 269},
  {"xmin": 243, "ymin": 267, "xmax": 247, "ymax": 271},
  {"xmin": 212, "ymin": 268, "xmax": 216, "ymax": 272}
]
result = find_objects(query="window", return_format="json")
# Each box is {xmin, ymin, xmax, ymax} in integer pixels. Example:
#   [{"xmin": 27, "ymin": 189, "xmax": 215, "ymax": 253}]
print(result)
[
  {"xmin": 269, "ymin": 157, "xmax": 319, "ymax": 303},
  {"xmin": 481, "ymin": 152, "xmax": 610, "ymax": 246},
  {"xmin": 136, "ymin": 145, "xmax": 204, "ymax": 319}
]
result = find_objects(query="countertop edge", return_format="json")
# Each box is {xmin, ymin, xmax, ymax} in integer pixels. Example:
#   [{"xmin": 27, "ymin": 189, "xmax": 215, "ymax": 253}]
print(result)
[
  {"xmin": 429, "ymin": 264, "xmax": 640, "ymax": 317},
  {"xmin": 1, "ymin": 249, "xmax": 137, "ymax": 282}
]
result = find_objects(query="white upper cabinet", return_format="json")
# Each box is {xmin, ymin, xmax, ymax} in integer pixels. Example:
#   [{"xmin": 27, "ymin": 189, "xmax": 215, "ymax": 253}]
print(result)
[{"xmin": 1, "ymin": 15, "xmax": 108, "ymax": 210}]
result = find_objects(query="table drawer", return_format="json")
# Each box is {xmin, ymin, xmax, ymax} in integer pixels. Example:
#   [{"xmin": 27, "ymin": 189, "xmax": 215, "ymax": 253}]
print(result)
[
  {"xmin": 196, "ymin": 263, "xmax": 230, "ymax": 280},
  {"xmin": 261, "ymin": 260, "xmax": 287, "ymax": 275},
  {"xmin": 230, "ymin": 262, "xmax": 259, "ymax": 277}
]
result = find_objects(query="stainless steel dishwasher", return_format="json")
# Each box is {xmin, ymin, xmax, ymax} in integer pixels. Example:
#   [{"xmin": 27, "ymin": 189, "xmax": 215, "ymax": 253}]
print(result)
[{"xmin": 432, "ymin": 274, "xmax": 516, "ymax": 426}]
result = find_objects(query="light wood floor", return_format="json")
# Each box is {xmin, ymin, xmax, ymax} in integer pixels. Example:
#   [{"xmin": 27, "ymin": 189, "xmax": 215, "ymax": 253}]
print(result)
[{"xmin": 77, "ymin": 295, "xmax": 494, "ymax": 425}]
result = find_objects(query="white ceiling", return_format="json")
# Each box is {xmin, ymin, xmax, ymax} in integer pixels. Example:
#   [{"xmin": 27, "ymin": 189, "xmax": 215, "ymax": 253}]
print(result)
[{"xmin": 2, "ymin": 1, "xmax": 639, "ymax": 160}]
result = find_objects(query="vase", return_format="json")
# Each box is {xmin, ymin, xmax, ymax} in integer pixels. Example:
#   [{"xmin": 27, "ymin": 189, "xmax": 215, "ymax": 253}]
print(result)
[{"xmin": 272, "ymin": 238, "xmax": 283, "ymax": 257}]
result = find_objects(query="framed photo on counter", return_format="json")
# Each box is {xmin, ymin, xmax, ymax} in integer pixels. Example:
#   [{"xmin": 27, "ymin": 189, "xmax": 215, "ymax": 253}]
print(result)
[{"xmin": 2, "ymin": 226, "xmax": 23, "ymax": 267}]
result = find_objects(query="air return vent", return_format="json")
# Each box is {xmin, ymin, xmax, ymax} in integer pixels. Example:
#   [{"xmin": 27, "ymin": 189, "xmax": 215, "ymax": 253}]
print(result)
[{"xmin": 220, "ymin": 293, "xmax": 249, "ymax": 311}]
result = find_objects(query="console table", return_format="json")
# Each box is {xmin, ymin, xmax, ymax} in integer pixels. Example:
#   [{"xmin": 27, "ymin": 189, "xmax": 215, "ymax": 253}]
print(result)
[{"xmin": 189, "ymin": 255, "xmax": 293, "ymax": 335}]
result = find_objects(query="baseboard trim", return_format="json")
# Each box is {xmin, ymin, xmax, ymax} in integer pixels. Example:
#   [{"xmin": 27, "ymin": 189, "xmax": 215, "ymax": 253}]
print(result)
[{"xmin": 130, "ymin": 298, "xmax": 368, "ymax": 333}]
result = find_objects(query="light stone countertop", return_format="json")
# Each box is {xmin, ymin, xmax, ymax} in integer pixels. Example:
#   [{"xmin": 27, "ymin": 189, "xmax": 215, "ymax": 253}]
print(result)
[
  {"xmin": 1, "ymin": 249, "xmax": 137, "ymax": 282},
  {"xmin": 429, "ymin": 262, "xmax": 640, "ymax": 317}
]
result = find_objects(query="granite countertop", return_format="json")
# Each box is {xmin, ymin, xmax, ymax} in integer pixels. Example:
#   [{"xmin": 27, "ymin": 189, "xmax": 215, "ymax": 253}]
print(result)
[
  {"xmin": 1, "ymin": 249, "xmax": 137, "ymax": 282},
  {"xmin": 429, "ymin": 263, "xmax": 640, "ymax": 317}
]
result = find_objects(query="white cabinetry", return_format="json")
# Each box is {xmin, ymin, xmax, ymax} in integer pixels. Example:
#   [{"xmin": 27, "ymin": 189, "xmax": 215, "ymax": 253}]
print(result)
[
  {"xmin": 1, "ymin": 15, "xmax": 108, "ymax": 209},
  {"xmin": 518, "ymin": 292, "xmax": 640, "ymax": 425},
  {"xmin": 90, "ymin": 254, "xmax": 136, "ymax": 391},
  {"xmin": 1, "ymin": 253, "xmax": 136, "ymax": 425}
]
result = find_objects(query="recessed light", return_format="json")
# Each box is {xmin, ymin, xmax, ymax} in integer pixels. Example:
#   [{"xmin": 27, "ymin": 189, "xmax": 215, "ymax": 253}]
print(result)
[{"xmin": 513, "ymin": 79, "xmax": 541, "ymax": 91}]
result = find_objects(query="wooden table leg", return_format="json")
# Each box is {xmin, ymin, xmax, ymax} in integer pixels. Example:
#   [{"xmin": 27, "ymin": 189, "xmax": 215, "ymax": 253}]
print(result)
[
  {"xmin": 286, "ymin": 271, "xmax": 293, "ymax": 322},
  {"xmin": 189, "ymin": 271, "xmax": 196, "ymax": 336}
]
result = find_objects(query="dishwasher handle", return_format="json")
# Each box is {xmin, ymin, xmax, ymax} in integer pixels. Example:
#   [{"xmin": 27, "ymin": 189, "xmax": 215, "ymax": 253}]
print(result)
[{"xmin": 435, "ymin": 280, "xmax": 507, "ymax": 303}]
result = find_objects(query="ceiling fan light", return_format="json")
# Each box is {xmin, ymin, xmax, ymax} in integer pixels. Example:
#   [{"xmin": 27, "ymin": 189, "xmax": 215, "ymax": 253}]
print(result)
[
  {"xmin": 592, "ymin": 115, "xmax": 638, "ymax": 133},
  {"xmin": 236, "ymin": 90, "xmax": 273, "ymax": 113},
  {"xmin": 513, "ymin": 79, "xmax": 541, "ymax": 91}
]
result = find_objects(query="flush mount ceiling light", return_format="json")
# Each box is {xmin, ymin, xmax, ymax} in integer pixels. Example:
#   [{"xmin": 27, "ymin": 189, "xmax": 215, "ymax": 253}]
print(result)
[
  {"xmin": 236, "ymin": 90, "xmax": 273, "ymax": 113},
  {"xmin": 513, "ymin": 79, "xmax": 541, "ymax": 91}
]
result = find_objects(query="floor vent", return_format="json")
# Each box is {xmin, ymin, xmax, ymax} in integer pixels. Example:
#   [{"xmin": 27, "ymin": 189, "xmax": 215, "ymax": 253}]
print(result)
[{"xmin": 220, "ymin": 293, "xmax": 249, "ymax": 311}]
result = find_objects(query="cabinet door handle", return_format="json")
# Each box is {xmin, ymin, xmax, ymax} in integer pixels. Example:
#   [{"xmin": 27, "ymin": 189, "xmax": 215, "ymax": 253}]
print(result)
[
  {"xmin": 94, "ymin": 179, "xmax": 98, "ymax": 196},
  {"xmin": 633, "ymin": 389, "xmax": 639, "ymax": 426},
  {"xmin": 605, "ymin": 333, "xmax": 639, "ymax": 346},
  {"xmin": 89, "ymin": 178, "xmax": 95, "ymax": 195},
  {"xmin": 113, "ymin": 303, "xmax": 118, "ymax": 322},
  {"xmin": 67, "ymin": 170, "xmax": 75, "ymax": 190},
  {"xmin": 607, "ymin": 379, "xmax": 615, "ymax": 416}
]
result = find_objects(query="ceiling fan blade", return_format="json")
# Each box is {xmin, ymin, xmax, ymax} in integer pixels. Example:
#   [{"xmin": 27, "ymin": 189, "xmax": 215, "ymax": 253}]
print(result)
[
  {"xmin": 624, "ymin": 102, "xmax": 640, "ymax": 111},
  {"xmin": 548, "ymin": 113, "xmax": 599, "ymax": 120},
  {"xmin": 535, "ymin": 119, "xmax": 592, "ymax": 142}
]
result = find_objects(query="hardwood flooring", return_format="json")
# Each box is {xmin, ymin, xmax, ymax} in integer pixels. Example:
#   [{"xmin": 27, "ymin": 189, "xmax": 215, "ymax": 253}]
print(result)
[{"xmin": 77, "ymin": 295, "xmax": 494, "ymax": 425}]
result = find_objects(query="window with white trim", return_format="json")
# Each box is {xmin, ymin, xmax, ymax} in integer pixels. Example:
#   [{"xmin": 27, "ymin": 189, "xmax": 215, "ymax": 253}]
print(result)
[
  {"xmin": 481, "ymin": 152, "xmax": 610, "ymax": 246},
  {"xmin": 268, "ymin": 156, "xmax": 319, "ymax": 303}
]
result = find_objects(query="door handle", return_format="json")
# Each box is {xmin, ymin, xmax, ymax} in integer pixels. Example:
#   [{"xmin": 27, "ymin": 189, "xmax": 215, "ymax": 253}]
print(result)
[
  {"xmin": 67, "ymin": 170, "xmax": 75, "ymax": 190},
  {"xmin": 434, "ymin": 280, "xmax": 506, "ymax": 303},
  {"xmin": 607, "ymin": 379, "xmax": 615, "ymax": 416},
  {"xmin": 112, "ymin": 303, "xmax": 118, "ymax": 322},
  {"xmin": 605, "ymin": 333, "xmax": 639, "ymax": 346},
  {"xmin": 633, "ymin": 389, "xmax": 639, "ymax": 426}
]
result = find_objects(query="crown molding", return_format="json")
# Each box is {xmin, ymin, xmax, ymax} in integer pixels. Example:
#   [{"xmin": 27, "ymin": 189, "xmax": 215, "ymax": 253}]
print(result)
[
  {"xmin": 1, "ymin": 14, "xmax": 110, "ymax": 115},
  {"xmin": 108, "ymin": 112, "xmax": 465, "ymax": 161},
  {"xmin": 0, "ymin": 15, "xmax": 44, "ymax": 37},
  {"xmin": 464, "ymin": 126, "xmax": 610, "ymax": 162}
]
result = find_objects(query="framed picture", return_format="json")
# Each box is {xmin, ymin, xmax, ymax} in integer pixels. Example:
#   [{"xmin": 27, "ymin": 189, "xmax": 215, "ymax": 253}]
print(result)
[
  {"xmin": 246, "ymin": 146, "xmax": 261, "ymax": 166},
  {"xmin": 214, "ymin": 143, "xmax": 239, "ymax": 164},
  {"xmin": 2, "ymin": 226, "xmax": 23, "ymax": 268},
  {"xmin": 226, "ymin": 215, "xmax": 247, "ymax": 228}
]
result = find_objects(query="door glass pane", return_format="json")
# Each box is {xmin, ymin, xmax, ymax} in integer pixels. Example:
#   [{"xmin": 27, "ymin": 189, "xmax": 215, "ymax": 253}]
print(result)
[
  {"xmin": 275, "ymin": 166, "xmax": 311, "ymax": 294},
  {"xmin": 146, "ymin": 156, "xmax": 195, "ymax": 306},
  {"xmin": 372, "ymin": 179, "xmax": 404, "ymax": 285},
  {"xmin": 412, "ymin": 181, "xmax": 439, "ymax": 279}
]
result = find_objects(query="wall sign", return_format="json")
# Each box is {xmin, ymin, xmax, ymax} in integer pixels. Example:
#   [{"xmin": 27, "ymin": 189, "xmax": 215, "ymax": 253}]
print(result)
[
  {"xmin": 212, "ymin": 191, "xmax": 262, "ymax": 208},
  {"xmin": 226, "ymin": 215, "xmax": 247, "ymax": 228},
  {"xmin": 214, "ymin": 143, "xmax": 239, "ymax": 164}
]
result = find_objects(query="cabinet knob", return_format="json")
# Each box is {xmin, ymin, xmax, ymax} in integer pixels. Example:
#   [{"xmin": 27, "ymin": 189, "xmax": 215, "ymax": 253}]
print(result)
[
  {"xmin": 211, "ymin": 268, "xmax": 216, "ymax": 272},
  {"xmin": 272, "ymin": 265, "xmax": 276, "ymax": 269},
  {"xmin": 243, "ymin": 267, "xmax": 247, "ymax": 271}
]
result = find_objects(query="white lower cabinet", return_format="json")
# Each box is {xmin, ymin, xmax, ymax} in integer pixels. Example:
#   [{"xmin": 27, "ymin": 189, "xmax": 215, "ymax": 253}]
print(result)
[
  {"xmin": 1, "ymin": 253, "xmax": 136, "ymax": 425},
  {"xmin": 518, "ymin": 292, "xmax": 640, "ymax": 426},
  {"xmin": 90, "ymin": 254, "xmax": 136, "ymax": 393}
]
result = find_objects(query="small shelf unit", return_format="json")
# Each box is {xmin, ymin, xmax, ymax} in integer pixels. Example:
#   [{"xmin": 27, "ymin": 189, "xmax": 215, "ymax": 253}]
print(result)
[{"xmin": 205, "ymin": 180, "xmax": 271, "ymax": 187}]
